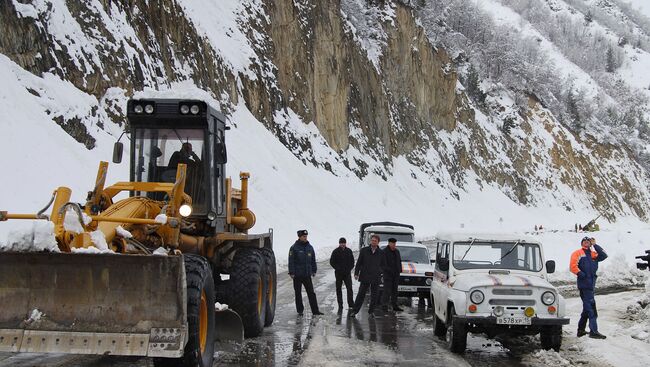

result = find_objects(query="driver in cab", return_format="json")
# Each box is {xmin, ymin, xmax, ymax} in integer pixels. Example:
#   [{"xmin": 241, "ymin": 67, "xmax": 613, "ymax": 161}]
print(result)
[{"xmin": 168, "ymin": 142, "xmax": 200, "ymax": 168}]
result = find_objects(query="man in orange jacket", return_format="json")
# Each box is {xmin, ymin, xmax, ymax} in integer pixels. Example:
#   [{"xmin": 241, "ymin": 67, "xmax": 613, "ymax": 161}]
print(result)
[{"xmin": 570, "ymin": 237, "xmax": 608, "ymax": 339}]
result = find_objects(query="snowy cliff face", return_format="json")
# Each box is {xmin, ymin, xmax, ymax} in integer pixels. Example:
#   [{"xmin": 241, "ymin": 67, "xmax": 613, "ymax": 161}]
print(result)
[{"xmin": 1, "ymin": 0, "xmax": 650, "ymax": 251}]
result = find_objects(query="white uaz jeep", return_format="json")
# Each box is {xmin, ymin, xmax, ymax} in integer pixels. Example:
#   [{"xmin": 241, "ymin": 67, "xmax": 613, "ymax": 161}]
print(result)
[{"xmin": 429, "ymin": 232, "xmax": 569, "ymax": 353}]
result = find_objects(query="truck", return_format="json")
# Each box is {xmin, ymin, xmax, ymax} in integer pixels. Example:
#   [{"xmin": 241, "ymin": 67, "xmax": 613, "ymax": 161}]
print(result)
[
  {"xmin": 358, "ymin": 221, "xmax": 414, "ymax": 251},
  {"xmin": 0, "ymin": 98, "xmax": 276, "ymax": 367},
  {"xmin": 430, "ymin": 232, "xmax": 569, "ymax": 353},
  {"xmin": 381, "ymin": 241, "xmax": 435, "ymax": 307}
]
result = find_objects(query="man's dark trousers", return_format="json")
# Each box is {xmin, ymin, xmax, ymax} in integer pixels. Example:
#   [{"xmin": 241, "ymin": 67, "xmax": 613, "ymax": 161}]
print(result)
[
  {"xmin": 293, "ymin": 276, "xmax": 319, "ymax": 313},
  {"xmin": 353, "ymin": 281, "xmax": 380, "ymax": 313},
  {"xmin": 578, "ymin": 289, "xmax": 598, "ymax": 332},
  {"xmin": 335, "ymin": 272, "xmax": 354, "ymax": 308},
  {"xmin": 381, "ymin": 275, "xmax": 399, "ymax": 308}
]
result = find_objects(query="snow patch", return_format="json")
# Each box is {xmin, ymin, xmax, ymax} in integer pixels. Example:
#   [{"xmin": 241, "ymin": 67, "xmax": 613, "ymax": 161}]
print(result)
[
  {"xmin": 115, "ymin": 225, "xmax": 133, "ymax": 239},
  {"xmin": 154, "ymin": 214, "xmax": 168, "ymax": 224},
  {"xmin": 152, "ymin": 247, "xmax": 168, "ymax": 256},
  {"xmin": 1, "ymin": 221, "xmax": 59, "ymax": 253},
  {"xmin": 90, "ymin": 230, "xmax": 108, "ymax": 250},
  {"xmin": 215, "ymin": 302, "xmax": 229, "ymax": 311},
  {"xmin": 63, "ymin": 208, "xmax": 85, "ymax": 233},
  {"xmin": 25, "ymin": 309, "xmax": 43, "ymax": 324}
]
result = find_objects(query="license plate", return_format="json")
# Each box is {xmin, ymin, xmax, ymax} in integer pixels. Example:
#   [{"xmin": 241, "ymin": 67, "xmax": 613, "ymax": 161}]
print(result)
[
  {"xmin": 497, "ymin": 316, "xmax": 531, "ymax": 325},
  {"xmin": 398, "ymin": 286, "xmax": 418, "ymax": 292}
]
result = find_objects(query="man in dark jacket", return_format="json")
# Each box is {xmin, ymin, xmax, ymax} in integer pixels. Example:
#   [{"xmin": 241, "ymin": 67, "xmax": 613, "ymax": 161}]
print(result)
[
  {"xmin": 381, "ymin": 238, "xmax": 403, "ymax": 312},
  {"xmin": 570, "ymin": 236, "xmax": 608, "ymax": 339},
  {"xmin": 350, "ymin": 234, "xmax": 386, "ymax": 318},
  {"xmin": 330, "ymin": 237, "xmax": 355, "ymax": 313},
  {"xmin": 288, "ymin": 230, "xmax": 323, "ymax": 316}
]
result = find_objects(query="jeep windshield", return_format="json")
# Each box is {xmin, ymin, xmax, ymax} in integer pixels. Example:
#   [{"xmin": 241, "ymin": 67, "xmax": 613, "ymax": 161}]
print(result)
[{"xmin": 452, "ymin": 241, "xmax": 543, "ymax": 272}]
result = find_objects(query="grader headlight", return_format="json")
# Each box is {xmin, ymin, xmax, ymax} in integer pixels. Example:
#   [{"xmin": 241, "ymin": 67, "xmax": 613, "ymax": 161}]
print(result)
[{"xmin": 179, "ymin": 204, "xmax": 192, "ymax": 217}]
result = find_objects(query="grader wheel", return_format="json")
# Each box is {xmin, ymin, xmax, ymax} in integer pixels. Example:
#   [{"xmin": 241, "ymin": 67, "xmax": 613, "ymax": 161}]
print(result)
[
  {"xmin": 227, "ymin": 248, "xmax": 268, "ymax": 337},
  {"xmin": 261, "ymin": 247, "xmax": 277, "ymax": 326}
]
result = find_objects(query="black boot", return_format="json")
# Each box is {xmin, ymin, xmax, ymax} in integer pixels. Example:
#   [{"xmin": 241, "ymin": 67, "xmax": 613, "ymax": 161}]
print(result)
[{"xmin": 589, "ymin": 331, "xmax": 606, "ymax": 339}]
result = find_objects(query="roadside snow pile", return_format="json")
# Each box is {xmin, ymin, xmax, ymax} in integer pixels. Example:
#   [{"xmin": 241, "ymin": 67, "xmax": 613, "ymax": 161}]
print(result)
[
  {"xmin": 623, "ymin": 278, "xmax": 650, "ymax": 343},
  {"xmin": 522, "ymin": 349, "xmax": 570, "ymax": 366},
  {"xmin": 550, "ymin": 255, "xmax": 647, "ymax": 297},
  {"xmin": 0, "ymin": 221, "xmax": 59, "ymax": 252}
]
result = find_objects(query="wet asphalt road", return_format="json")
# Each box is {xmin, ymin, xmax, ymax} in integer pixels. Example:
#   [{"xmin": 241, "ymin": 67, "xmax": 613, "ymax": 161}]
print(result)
[{"xmin": 0, "ymin": 260, "xmax": 561, "ymax": 367}]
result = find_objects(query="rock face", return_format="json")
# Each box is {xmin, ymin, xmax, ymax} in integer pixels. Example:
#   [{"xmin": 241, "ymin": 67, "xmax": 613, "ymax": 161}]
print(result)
[{"xmin": 0, "ymin": 0, "xmax": 649, "ymax": 220}]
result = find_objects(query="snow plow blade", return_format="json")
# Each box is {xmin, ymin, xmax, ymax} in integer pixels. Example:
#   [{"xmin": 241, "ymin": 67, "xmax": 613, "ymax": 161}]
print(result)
[
  {"xmin": 215, "ymin": 309, "xmax": 244, "ymax": 343},
  {"xmin": 0, "ymin": 252, "xmax": 187, "ymax": 357}
]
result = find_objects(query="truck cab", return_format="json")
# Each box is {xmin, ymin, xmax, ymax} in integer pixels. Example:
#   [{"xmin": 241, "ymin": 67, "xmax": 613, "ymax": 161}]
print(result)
[
  {"xmin": 358, "ymin": 222, "xmax": 415, "ymax": 250},
  {"xmin": 430, "ymin": 232, "xmax": 568, "ymax": 353}
]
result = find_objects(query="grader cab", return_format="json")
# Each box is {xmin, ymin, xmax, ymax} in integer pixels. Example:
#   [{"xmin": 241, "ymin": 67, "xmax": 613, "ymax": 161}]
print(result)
[{"xmin": 0, "ymin": 99, "xmax": 276, "ymax": 367}]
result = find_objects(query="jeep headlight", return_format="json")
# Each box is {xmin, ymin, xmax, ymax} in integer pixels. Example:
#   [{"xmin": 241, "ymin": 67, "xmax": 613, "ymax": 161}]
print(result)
[
  {"xmin": 541, "ymin": 291, "xmax": 555, "ymax": 306},
  {"xmin": 470, "ymin": 290, "xmax": 484, "ymax": 304},
  {"xmin": 425, "ymin": 278, "xmax": 432, "ymax": 285}
]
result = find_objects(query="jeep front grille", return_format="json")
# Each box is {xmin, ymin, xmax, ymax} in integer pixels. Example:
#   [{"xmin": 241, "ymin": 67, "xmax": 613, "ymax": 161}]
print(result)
[
  {"xmin": 488, "ymin": 299, "xmax": 536, "ymax": 306},
  {"xmin": 492, "ymin": 288, "xmax": 533, "ymax": 296},
  {"xmin": 399, "ymin": 276, "xmax": 428, "ymax": 286}
]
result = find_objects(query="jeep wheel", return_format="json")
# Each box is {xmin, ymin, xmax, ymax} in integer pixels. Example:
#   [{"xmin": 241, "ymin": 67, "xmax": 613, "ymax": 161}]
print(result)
[
  {"xmin": 445, "ymin": 307, "xmax": 467, "ymax": 353},
  {"xmin": 540, "ymin": 326, "xmax": 562, "ymax": 352}
]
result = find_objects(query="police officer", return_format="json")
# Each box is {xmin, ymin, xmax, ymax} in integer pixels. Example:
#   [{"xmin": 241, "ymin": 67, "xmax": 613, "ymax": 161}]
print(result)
[
  {"xmin": 350, "ymin": 234, "xmax": 385, "ymax": 318},
  {"xmin": 288, "ymin": 230, "xmax": 324, "ymax": 316},
  {"xmin": 330, "ymin": 237, "xmax": 355, "ymax": 313},
  {"xmin": 381, "ymin": 238, "xmax": 403, "ymax": 312},
  {"xmin": 570, "ymin": 236, "xmax": 608, "ymax": 339}
]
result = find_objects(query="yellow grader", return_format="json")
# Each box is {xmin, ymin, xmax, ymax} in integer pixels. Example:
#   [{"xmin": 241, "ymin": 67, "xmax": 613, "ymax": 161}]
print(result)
[{"xmin": 0, "ymin": 99, "xmax": 276, "ymax": 366}]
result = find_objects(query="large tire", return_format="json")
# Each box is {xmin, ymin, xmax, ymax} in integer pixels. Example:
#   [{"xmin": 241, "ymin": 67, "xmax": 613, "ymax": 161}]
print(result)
[
  {"xmin": 260, "ymin": 247, "xmax": 277, "ymax": 327},
  {"xmin": 154, "ymin": 254, "xmax": 215, "ymax": 367},
  {"xmin": 445, "ymin": 306, "xmax": 467, "ymax": 354},
  {"xmin": 432, "ymin": 297, "xmax": 447, "ymax": 338},
  {"xmin": 540, "ymin": 326, "xmax": 562, "ymax": 352},
  {"xmin": 228, "ymin": 248, "xmax": 268, "ymax": 337}
]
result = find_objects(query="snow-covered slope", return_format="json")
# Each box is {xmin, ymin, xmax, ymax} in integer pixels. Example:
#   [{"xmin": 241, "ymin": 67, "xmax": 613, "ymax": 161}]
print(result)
[{"xmin": 1, "ymin": 0, "xmax": 650, "ymax": 264}]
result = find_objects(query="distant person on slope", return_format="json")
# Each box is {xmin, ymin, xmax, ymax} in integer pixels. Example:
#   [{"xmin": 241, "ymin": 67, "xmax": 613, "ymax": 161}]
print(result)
[
  {"xmin": 350, "ymin": 234, "xmax": 386, "ymax": 318},
  {"xmin": 330, "ymin": 237, "xmax": 355, "ymax": 313},
  {"xmin": 288, "ymin": 230, "xmax": 324, "ymax": 316},
  {"xmin": 570, "ymin": 236, "xmax": 608, "ymax": 339}
]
